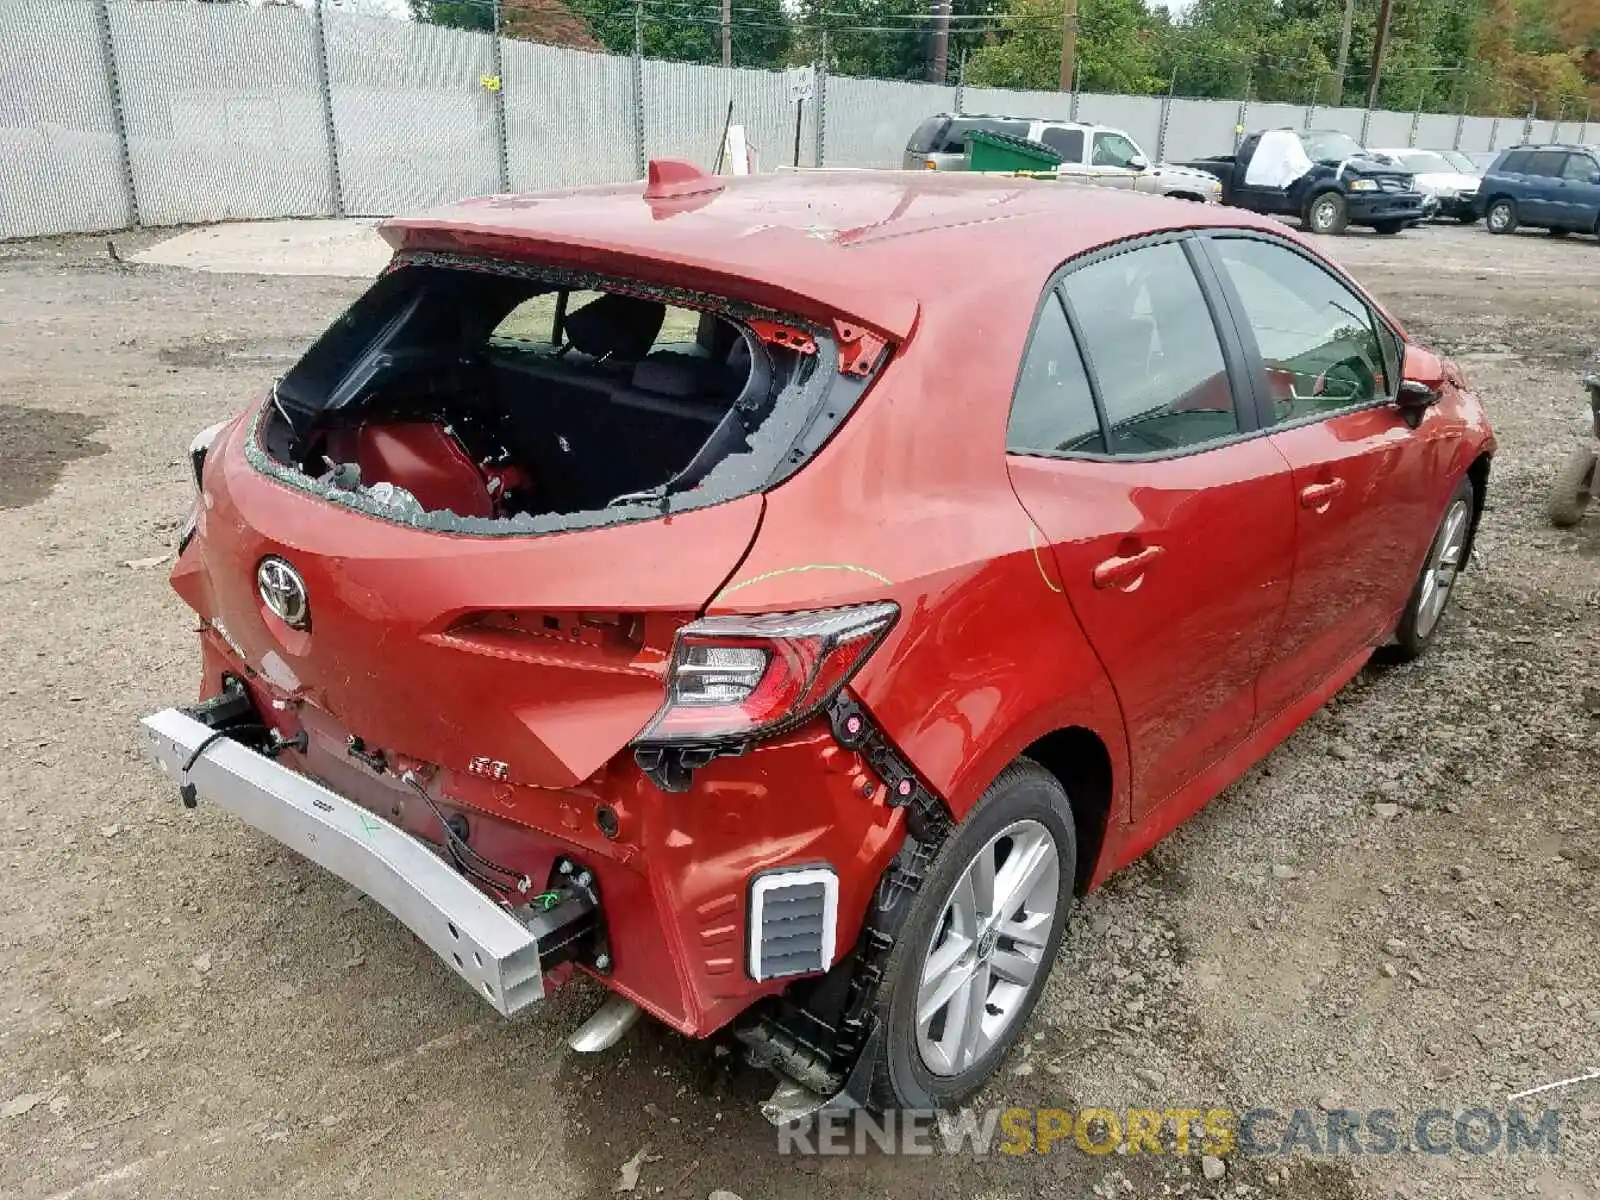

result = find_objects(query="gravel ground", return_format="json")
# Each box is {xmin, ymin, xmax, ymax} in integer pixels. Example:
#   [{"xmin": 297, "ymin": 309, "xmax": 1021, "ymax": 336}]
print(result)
[{"xmin": 0, "ymin": 221, "xmax": 1596, "ymax": 1200}]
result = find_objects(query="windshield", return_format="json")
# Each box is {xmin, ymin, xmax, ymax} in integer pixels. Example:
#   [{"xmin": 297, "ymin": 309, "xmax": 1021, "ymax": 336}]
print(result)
[
  {"xmin": 1301, "ymin": 131, "xmax": 1366, "ymax": 163},
  {"xmin": 1440, "ymin": 150, "xmax": 1478, "ymax": 174},
  {"xmin": 1396, "ymin": 151, "xmax": 1454, "ymax": 174}
]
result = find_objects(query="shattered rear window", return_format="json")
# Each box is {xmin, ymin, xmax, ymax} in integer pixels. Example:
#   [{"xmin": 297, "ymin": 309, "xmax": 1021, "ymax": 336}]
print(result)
[{"xmin": 251, "ymin": 255, "xmax": 878, "ymax": 537}]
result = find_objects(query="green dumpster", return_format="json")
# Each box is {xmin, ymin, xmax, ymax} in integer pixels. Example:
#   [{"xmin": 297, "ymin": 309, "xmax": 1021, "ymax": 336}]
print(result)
[{"xmin": 966, "ymin": 129, "xmax": 1065, "ymax": 174}]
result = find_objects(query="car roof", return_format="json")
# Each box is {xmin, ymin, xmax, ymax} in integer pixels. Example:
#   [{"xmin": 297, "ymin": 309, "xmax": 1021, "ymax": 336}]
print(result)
[
  {"xmin": 930, "ymin": 113, "xmax": 1082, "ymax": 125},
  {"xmin": 383, "ymin": 169, "xmax": 1276, "ymax": 340}
]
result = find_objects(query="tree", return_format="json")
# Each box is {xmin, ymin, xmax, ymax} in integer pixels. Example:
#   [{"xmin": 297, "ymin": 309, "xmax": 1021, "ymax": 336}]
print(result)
[
  {"xmin": 567, "ymin": 0, "xmax": 792, "ymax": 66},
  {"xmin": 408, "ymin": 0, "xmax": 494, "ymax": 31},
  {"xmin": 410, "ymin": 0, "xmax": 604, "ymax": 50},
  {"xmin": 793, "ymin": 0, "xmax": 1006, "ymax": 82},
  {"xmin": 966, "ymin": 0, "xmax": 1161, "ymax": 93}
]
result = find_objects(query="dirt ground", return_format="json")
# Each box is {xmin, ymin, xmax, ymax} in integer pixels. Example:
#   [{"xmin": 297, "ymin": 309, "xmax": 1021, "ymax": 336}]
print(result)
[{"xmin": 0, "ymin": 220, "xmax": 1597, "ymax": 1200}]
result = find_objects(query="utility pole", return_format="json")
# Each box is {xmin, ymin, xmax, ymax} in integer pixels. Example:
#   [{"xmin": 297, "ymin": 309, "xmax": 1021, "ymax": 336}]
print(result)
[
  {"xmin": 1059, "ymin": 0, "xmax": 1078, "ymax": 93},
  {"xmin": 1333, "ymin": 0, "xmax": 1356, "ymax": 104},
  {"xmin": 930, "ymin": 0, "xmax": 951, "ymax": 85},
  {"xmin": 1365, "ymin": 0, "xmax": 1393, "ymax": 110},
  {"xmin": 721, "ymin": 0, "xmax": 731, "ymax": 68}
]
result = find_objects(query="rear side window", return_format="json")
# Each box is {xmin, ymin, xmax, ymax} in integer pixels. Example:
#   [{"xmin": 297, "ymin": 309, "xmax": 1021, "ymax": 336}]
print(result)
[
  {"xmin": 1211, "ymin": 237, "xmax": 1390, "ymax": 423},
  {"xmin": 1497, "ymin": 150, "xmax": 1530, "ymax": 173},
  {"xmin": 1524, "ymin": 151, "xmax": 1567, "ymax": 176},
  {"xmin": 941, "ymin": 118, "xmax": 1030, "ymax": 154},
  {"xmin": 1007, "ymin": 293, "xmax": 1104, "ymax": 455},
  {"xmin": 906, "ymin": 117, "xmax": 949, "ymax": 155},
  {"xmin": 1039, "ymin": 127, "xmax": 1085, "ymax": 160},
  {"xmin": 1063, "ymin": 242, "xmax": 1237, "ymax": 455}
]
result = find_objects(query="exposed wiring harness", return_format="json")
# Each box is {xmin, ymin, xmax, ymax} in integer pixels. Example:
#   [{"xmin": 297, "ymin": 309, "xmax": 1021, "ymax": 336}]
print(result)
[{"xmin": 399, "ymin": 769, "xmax": 532, "ymax": 898}]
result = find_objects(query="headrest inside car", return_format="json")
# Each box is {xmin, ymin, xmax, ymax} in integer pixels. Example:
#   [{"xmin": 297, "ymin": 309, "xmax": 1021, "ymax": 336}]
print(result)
[
  {"xmin": 632, "ymin": 353, "xmax": 702, "ymax": 398},
  {"xmin": 563, "ymin": 293, "xmax": 666, "ymax": 362}
]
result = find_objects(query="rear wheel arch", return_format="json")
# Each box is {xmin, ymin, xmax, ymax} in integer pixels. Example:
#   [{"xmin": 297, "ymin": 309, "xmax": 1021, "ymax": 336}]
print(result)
[
  {"xmin": 1017, "ymin": 728, "xmax": 1115, "ymax": 895},
  {"xmin": 1464, "ymin": 452, "xmax": 1492, "ymax": 562}
]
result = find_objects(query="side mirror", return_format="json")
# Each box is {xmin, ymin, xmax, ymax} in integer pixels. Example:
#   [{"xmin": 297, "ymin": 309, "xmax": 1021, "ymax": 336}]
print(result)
[
  {"xmin": 1127, "ymin": 154, "xmax": 1149, "ymax": 171},
  {"xmin": 1396, "ymin": 345, "xmax": 1446, "ymax": 428}
]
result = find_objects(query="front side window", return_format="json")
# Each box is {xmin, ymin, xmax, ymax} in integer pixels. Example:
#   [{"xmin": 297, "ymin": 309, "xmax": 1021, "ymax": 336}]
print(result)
[
  {"xmin": 1560, "ymin": 153, "xmax": 1600, "ymax": 183},
  {"xmin": 1006, "ymin": 293, "xmax": 1104, "ymax": 455},
  {"xmin": 1211, "ymin": 237, "xmax": 1390, "ymax": 425},
  {"xmin": 1063, "ymin": 241, "xmax": 1237, "ymax": 454},
  {"xmin": 1091, "ymin": 131, "xmax": 1142, "ymax": 168}
]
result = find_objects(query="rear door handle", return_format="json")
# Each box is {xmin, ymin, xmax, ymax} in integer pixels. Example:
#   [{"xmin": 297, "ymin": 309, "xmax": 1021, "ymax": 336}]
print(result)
[
  {"xmin": 1092, "ymin": 544, "xmax": 1165, "ymax": 590},
  {"xmin": 1300, "ymin": 478, "xmax": 1347, "ymax": 509}
]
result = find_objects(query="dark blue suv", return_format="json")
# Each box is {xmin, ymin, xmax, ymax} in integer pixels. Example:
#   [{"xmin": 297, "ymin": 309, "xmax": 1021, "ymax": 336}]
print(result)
[{"xmin": 1478, "ymin": 144, "xmax": 1600, "ymax": 238}]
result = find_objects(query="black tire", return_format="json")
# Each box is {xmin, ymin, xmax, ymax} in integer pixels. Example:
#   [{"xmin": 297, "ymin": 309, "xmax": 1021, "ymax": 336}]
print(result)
[
  {"xmin": 1389, "ymin": 475, "xmax": 1475, "ymax": 662},
  {"xmin": 1456, "ymin": 213, "xmax": 1479, "ymax": 225},
  {"xmin": 858, "ymin": 759, "xmax": 1076, "ymax": 1111},
  {"xmin": 1485, "ymin": 198, "xmax": 1518, "ymax": 234},
  {"xmin": 1372, "ymin": 220, "xmax": 1405, "ymax": 235},
  {"xmin": 1305, "ymin": 190, "xmax": 1349, "ymax": 236},
  {"xmin": 1547, "ymin": 444, "xmax": 1597, "ymax": 528},
  {"xmin": 1549, "ymin": 227, "xmax": 1571, "ymax": 238}
]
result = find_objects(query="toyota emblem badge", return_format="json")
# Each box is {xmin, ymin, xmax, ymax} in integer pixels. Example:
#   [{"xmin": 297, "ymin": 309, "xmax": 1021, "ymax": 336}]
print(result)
[{"xmin": 256, "ymin": 556, "xmax": 309, "ymax": 629}]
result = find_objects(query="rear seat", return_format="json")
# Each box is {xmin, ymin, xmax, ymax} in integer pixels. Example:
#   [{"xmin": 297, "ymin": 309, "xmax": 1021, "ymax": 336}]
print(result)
[
  {"xmin": 486, "ymin": 349, "xmax": 729, "ymax": 512},
  {"xmin": 484, "ymin": 292, "xmax": 750, "ymax": 512}
]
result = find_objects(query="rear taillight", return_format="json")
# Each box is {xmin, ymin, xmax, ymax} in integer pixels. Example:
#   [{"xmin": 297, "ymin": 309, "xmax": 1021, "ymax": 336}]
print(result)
[
  {"xmin": 634, "ymin": 602, "xmax": 898, "ymax": 747},
  {"xmin": 189, "ymin": 420, "xmax": 228, "ymax": 493}
]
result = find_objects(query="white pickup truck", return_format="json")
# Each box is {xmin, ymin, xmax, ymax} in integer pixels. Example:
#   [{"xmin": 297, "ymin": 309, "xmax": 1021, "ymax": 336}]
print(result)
[{"xmin": 904, "ymin": 114, "xmax": 1223, "ymax": 202}]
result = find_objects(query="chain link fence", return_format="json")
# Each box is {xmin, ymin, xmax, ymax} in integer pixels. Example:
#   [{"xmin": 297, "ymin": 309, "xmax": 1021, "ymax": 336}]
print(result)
[
  {"xmin": 0, "ymin": 1, "xmax": 130, "ymax": 238},
  {"xmin": 2, "ymin": 0, "xmax": 1592, "ymax": 240}
]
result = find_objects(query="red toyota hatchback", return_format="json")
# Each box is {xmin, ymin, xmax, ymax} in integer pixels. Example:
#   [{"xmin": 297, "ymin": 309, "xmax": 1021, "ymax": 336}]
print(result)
[{"xmin": 144, "ymin": 164, "xmax": 1494, "ymax": 1116}]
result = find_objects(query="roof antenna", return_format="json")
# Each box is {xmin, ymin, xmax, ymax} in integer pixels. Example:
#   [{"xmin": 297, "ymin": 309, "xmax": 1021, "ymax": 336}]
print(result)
[{"xmin": 643, "ymin": 159, "xmax": 724, "ymax": 201}]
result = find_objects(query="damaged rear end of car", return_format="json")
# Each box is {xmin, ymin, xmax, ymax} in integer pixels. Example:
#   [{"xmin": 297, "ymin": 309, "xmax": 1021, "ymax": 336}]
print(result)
[{"xmin": 146, "ymin": 194, "xmax": 915, "ymax": 1048}]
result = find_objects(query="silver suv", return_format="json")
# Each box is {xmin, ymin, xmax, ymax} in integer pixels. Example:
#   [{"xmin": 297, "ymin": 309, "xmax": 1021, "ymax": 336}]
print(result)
[{"xmin": 904, "ymin": 114, "xmax": 1221, "ymax": 203}]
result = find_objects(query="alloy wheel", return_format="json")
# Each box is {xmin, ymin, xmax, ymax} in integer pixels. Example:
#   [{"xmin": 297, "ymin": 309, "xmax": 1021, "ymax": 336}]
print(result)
[
  {"xmin": 1487, "ymin": 203, "xmax": 1513, "ymax": 232},
  {"xmin": 915, "ymin": 819, "xmax": 1061, "ymax": 1077},
  {"xmin": 1311, "ymin": 197, "xmax": 1339, "ymax": 233},
  {"xmin": 1416, "ymin": 498, "xmax": 1471, "ymax": 640}
]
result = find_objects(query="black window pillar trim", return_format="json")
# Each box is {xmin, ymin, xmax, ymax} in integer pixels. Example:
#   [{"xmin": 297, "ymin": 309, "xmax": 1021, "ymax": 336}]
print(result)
[
  {"xmin": 1052, "ymin": 287, "xmax": 1115, "ymax": 448},
  {"xmin": 1179, "ymin": 235, "xmax": 1271, "ymax": 437}
]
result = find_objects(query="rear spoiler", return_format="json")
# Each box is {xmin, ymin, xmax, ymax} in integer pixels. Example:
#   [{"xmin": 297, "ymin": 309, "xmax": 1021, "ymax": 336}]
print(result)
[{"xmin": 381, "ymin": 217, "xmax": 918, "ymax": 346}]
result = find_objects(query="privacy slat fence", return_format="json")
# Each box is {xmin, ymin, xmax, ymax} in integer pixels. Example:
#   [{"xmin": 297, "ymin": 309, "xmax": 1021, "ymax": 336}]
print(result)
[{"xmin": 2, "ymin": 0, "xmax": 1589, "ymax": 240}]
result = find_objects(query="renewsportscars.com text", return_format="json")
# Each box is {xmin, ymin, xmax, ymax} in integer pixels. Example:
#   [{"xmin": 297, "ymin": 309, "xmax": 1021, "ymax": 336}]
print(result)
[{"xmin": 777, "ymin": 1105, "xmax": 1562, "ymax": 1157}]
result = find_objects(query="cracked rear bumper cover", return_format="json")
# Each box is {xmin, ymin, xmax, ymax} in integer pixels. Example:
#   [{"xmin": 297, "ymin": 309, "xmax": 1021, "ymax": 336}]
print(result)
[{"xmin": 141, "ymin": 707, "xmax": 546, "ymax": 1016}]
